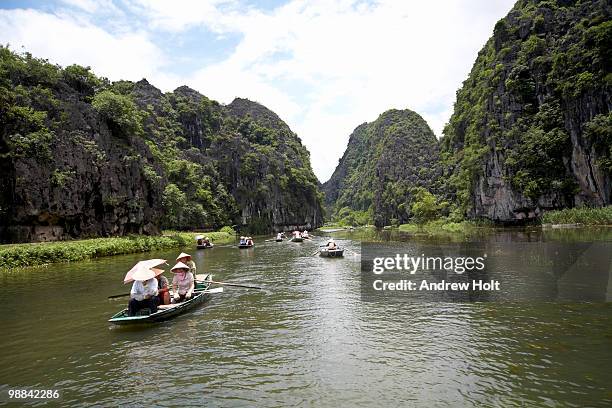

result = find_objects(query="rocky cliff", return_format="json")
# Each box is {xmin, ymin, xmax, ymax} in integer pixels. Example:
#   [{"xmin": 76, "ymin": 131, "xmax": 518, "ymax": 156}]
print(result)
[
  {"xmin": 440, "ymin": 0, "xmax": 611, "ymax": 223},
  {"xmin": 0, "ymin": 48, "xmax": 323, "ymax": 242},
  {"xmin": 322, "ymin": 109, "xmax": 441, "ymax": 227}
]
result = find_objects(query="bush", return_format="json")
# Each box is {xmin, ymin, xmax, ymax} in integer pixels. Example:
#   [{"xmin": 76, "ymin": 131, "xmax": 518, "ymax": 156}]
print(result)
[
  {"xmin": 92, "ymin": 90, "xmax": 143, "ymax": 137},
  {"xmin": 541, "ymin": 206, "xmax": 612, "ymax": 225}
]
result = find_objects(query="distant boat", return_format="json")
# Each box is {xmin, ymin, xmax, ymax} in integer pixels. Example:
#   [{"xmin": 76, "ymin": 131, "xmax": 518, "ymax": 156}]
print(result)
[
  {"xmin": 290, "ymin": 237, "xmax": 303, "ymax": 243},
  {"xmin": 197, "ymin": 243, "xmax": 214, "ymax": 249},
  {"xmin": 319, "ymin": 248, "xmax": 344, "ymax": 257}
]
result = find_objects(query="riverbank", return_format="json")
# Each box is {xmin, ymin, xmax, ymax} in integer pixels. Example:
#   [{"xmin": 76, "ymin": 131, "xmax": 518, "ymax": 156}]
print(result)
[
  {"xmin": 541, "ymin": 206, "xmax": 612, "ymax": 225},
  {"xmin": 0, "ymin": 229, "xmax": 235, "ymax": 269}
]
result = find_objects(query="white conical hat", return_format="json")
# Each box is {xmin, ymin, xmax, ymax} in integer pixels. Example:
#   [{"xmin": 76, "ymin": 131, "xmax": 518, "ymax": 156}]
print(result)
[
  {"xmin": 176, "ymin": 252, "xmax": 192, "ymax": 261},
  {"xmin": 171, "ymin": 262, "xmax": 190, "ymax": 272}
]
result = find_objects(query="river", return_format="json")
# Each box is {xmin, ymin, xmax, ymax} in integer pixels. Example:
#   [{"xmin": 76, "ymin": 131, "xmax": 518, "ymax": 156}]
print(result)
[{"xmin": 0, "ymin": 228, "xmax": 611, "ymax": 407}]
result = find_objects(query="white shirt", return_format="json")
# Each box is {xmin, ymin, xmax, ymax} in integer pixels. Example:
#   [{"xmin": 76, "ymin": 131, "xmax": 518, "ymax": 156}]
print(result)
[{"xmin": 130, "ymin": 278, "xmax": 159, "ymax": 301}]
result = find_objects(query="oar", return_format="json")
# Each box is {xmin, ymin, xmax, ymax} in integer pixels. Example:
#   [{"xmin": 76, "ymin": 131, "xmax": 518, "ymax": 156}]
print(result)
[
  {"xmin": 198, "ymin": 287, "xmax": 223, "ymax": 294},
  {"xmin": 108, "ymin": 292, "xmax": 130, "ymax": 299},
  {"xmin": 195, "ymin": 278, "xmax": 263, "ymax": 290},
  {"xmin": 310, "ymin": 249, "xmax": 321, "ymax": 256}
]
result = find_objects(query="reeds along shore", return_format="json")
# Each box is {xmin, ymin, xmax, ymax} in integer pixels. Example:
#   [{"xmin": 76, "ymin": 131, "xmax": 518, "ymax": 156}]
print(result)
[{"xmin": 0, "ymin": 230, "xmax": 234, "ymax": 269}]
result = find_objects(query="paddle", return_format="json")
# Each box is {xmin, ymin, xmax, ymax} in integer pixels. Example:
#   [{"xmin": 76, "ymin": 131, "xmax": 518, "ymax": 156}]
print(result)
[
  {"xmin": 195, "ymin": 276, "xmax": 263, "ymax": 290},
  {"xmin": 310, "ymin": 249, "xmax": 321, "ymax": 256},
  {"xmin": 108, "ymin": 292, "xmax": 131, "ymax": 299}
]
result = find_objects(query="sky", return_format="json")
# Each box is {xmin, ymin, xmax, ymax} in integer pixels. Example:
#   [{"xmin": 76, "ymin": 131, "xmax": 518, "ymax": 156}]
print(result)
[{"xmin": 0, "ymin": 0, "xmax": 516, "ymax": 182}]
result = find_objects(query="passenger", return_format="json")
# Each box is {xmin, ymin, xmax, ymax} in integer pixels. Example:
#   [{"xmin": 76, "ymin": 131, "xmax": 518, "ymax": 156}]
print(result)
[
  {"xmin": 171, "ymin": 262, "xmax": 195, "ymax": 303},
  {"xmin": 197, "ymin": 238, "xmax": 203, "ymax": 246},
  {"xmin": 239, "ymin": 236, "xmax": 247, "ymax": 245},
  {"xmin": 176, "ymin": 252, "xmax": 196, "ymax": 276},
  {"xmin": 276, "ymin": 232, "xmax": 283, "ymax": 240},
  {"xmin": 156, "ymin": 271, "xmax": 170, "ymax": 305},
  {"xmin": 302, "ymin": 230, "xmax": 309, "ymax": 238},
  {"xmin": 246, "ymin": 237, "xmax": 254, "ymax": 245},
  {"xmin": 204, "ymin": 237, "xmax": 210, "ymax": 246},
  {"xmin": 327, "ymin": 239, "xmax": 337, "ymax": 250},
  {"xmin": 128, "ymin": 274, "xmax": 159, "ymax": 316}
]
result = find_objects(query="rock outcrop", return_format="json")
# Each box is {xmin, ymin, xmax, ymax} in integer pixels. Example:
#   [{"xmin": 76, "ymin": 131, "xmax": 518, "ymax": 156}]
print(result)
[
  {"xmin": 440, "ymin": 0, "xmax": 611, "ymax": 223},
  {"xmin": 322, "ymin": 109, "xmax": 441, "ymax": 227},
  {"xmin": 0, "ymin": 49, "xmax": 322, "ymax": 242}
]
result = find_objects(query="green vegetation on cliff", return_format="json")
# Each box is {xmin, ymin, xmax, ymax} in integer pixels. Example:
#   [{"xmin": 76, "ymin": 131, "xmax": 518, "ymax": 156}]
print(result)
[
  {"xmin": 0, "ymin": 47, "xmax": 323, "ymax": 243},
  {"xmin": 322, "ymin": 109, "xmax": 442, "ymax": 227},
  {"xmin": 440, "ymin": 0, "xmax": 611, "ymax": 222}
]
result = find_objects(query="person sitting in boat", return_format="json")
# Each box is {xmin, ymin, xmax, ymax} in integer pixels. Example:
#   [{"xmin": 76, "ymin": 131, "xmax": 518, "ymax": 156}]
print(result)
[
  {"xmin": 301, "ymin": 230, "xmax": 309, "ymax": 238},
  {"xmin": 197, "ymin": 238, "xmax": 203, "ymax": 246},
  {"xmin": 293, "ymin": 231, "xmax": 300, "ymax": 238},
  {"xmin": 156, "ymin": 272, "xmax": 170, "ymax": 306},
  {"xmin": 246, "ymin": 237, "xmax": 254, "ymax": 245},
  {"xmin": 171, "ymin": 262, "xmax": 195, "ymax": 302},
  {"xmin": 128, "ymin": 273, "xmax": 159, "ymax": 316},
  {"xmin": 327, "ymin": 238, "xmax": 337, "ymax": 250},
  {"xmin": 276, "ymin": 232, "xmax": 283, "ymax": 240},
  {"xmin": 176, "ymin": 252, "xmax": 196, "ymax": 276},
  {"xmin": 239, "ymin": 236, "xmax": 247, "ymax": 245},
  {"xmin": 204, "ymin": 237, "xmax": 211, "ymax": 246}
]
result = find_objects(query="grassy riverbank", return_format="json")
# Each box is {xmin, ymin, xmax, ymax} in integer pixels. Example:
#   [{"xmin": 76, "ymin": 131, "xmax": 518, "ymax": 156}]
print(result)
[
  {"xmin": 397, "ymin": 220, "xmax": 484, "ymax": 234},
  {"xmin": 0, "ymin": 228, "xmax": 235, "ymax": 269},
  {"xmin": 542, "ymin": 206, "xmax": 612, "ymax": 225}
]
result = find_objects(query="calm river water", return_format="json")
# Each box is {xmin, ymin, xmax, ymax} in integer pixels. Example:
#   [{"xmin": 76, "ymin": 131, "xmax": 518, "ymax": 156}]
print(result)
[{"xmin": 0, "ymin": 228, "xmax": 611, "ymax": 407}]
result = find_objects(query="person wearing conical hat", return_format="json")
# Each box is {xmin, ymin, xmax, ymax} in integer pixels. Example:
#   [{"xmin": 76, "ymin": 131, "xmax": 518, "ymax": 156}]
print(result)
[
  {"xmin": 170, "ymin": 262, "xmax": 194, "ymax": 303},
  {"xmin": 176, "ymin": 252, "xmax": 196, "ymax": 276},
  {"xmin": 128, "ymin": 268, "xmax": 162, "ymax": 316}
]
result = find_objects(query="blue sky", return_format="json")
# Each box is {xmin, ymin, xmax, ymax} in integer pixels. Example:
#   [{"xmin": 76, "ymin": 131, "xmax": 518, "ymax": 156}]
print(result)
[{"xmin": 0, "ymin": 0, "xmax": 516, "ymax": 182}]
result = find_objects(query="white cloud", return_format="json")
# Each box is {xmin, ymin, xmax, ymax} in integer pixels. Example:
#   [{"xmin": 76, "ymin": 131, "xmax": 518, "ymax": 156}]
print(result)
[
  {"xmin": 0, "ymin": 0, "xmax": 517, "ymax": 182},
  {"xmin": 0, "ymin": 8, "xmax": 166, "ymax": 83}
]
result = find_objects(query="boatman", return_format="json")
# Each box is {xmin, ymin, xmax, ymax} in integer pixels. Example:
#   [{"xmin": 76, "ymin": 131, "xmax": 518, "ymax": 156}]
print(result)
[
  {"xmin": 327, "ymin": 238, "xmax": 337, "ymax": 250},
  {"xmin": 176, "ymin": 252, "xmax": 197, "ymax": 276}
]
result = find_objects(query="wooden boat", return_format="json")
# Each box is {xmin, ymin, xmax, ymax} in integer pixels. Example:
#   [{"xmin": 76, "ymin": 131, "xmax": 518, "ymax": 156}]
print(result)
[
  {"xmin": 290, "ymin": 237, "xmax": 303, "ymax": 242},
  {"xmin": 238, "ymin": 243, "xmax": 254, "ymax": 248},
  {"xmin": 196, "ymin": 243, "xmax": 214, "ymax": 249},
  {"xmin": 108, "ymin": 280, "xmax": 213, "ymax": 326},
  {"xmin": 275, "ymin": 238, "xmax": 283, "ymax": 242},
  {"xmin": 320, "ymin": 248, "xmax": 344, "ymax": 257}
]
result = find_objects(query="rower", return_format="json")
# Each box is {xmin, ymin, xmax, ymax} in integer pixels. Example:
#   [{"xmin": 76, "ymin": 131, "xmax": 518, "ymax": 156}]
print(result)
[
  {"xmin": 327, "ymin": 238, "xmax": 337, "ymax": 250},
  {"xmin": 170, "ymin": 262, "xmax": 194, "ymax": 302},
  {"xmin": 176, "ymin": 252, "xmax": 196, "ymax": 276}
]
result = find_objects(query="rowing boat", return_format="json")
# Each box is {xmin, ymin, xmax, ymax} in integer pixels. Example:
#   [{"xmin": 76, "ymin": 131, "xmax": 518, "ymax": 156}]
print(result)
[
  {"xmin": 108, "ymin": 278, "xmax": 214, "ymax": 326},
  {"xmin": 275, "ymin": 238, "xmax": 283, "ymax": 242},
  {"xmin": 290, "ymin": 237, "xmax": 303, "ymax": 243},
  {"xmin": 238, "ymin": 243, "xmax": 254, "ymax": 248},
  {"xmin": 319, "ymin": 248, "xmax": 344, "ymax": 257},
  {"xmin": 197, "ymin": 243, "xmax": 214, "ymax": 249}
]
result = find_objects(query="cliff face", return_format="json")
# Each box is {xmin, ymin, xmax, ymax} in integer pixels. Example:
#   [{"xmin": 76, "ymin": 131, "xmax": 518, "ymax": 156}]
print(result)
[
  {"xmin": 0, "ymin": 49, "xmax": 322, "ymax": 242},
  {"xmin": 441, "ymin": 0, "xmax": 611, "ymax": 223},
  {"xmin": 322, "ymin": 109, "xmax": 441, "ymax": 227}
]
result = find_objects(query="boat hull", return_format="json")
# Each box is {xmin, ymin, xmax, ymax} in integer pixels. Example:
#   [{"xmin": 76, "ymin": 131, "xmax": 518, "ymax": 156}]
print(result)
[
  {"xmin": 290, "ymin": 237, "xmax": 303, "ymax": 242},
  {"xmin": 109, "ymin": 283, "xmax": 212, "ymax": 326},
  {"xmin": 196, "ymin": 244, "xmax": 214, "ymax": 249},
  {"xmin": 238, "ymin": 244, "xmax": 254, "ymax": 249},
  {"xmin": 320, "ymin": 249, "xmax": 344, "ymax": 257}
]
